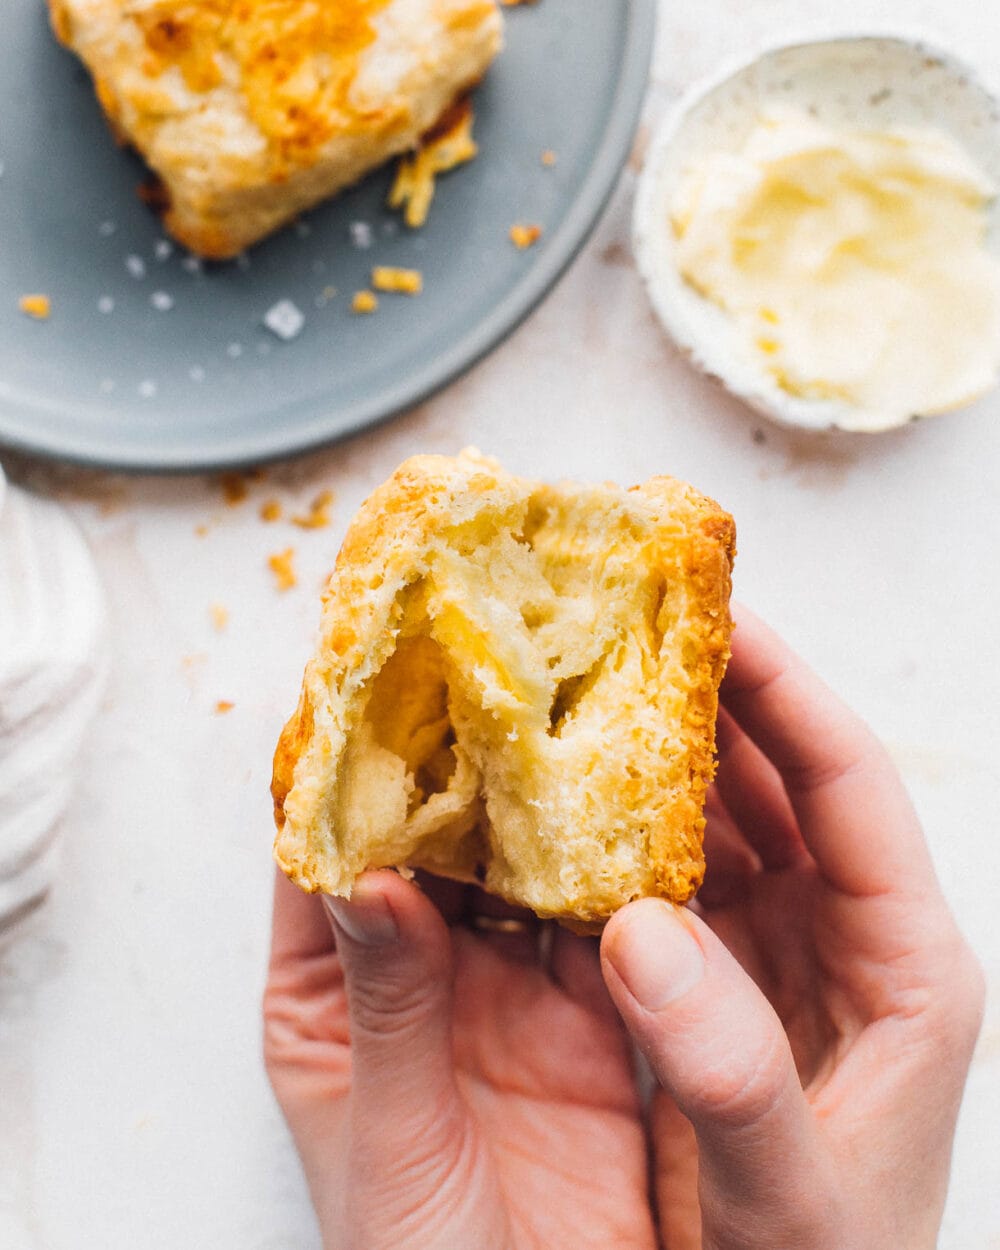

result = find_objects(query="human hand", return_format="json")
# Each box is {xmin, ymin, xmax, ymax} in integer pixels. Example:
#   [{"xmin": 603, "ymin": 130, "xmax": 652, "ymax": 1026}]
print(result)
[
  {"xmin": 264, "ymin": 869, "xmax": 656, "ymax": 1249},
  {"xmin": 600, "ymin": 607, "xmax": 985, "ymax": 1249}
]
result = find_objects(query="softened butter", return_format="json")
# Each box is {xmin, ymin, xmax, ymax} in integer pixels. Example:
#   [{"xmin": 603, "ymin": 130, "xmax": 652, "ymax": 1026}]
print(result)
[{"xmin": 671, "ymin": 106, "xmax": 1000, "ymax": 426}]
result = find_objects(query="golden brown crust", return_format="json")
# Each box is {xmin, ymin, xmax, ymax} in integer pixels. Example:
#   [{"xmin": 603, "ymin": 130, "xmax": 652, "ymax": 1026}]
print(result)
[
  {"xmin": 272, "ymin": 451, "xmax": 735, "ymax": 926},
  {"xmin": 48, "ymin": 0, "xmax": 502, "ymax": 257}
]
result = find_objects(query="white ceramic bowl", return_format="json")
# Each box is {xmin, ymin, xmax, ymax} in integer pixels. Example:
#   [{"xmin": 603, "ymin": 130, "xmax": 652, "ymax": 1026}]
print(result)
[{"xmin": 634, "ymin": 33, "xmax": 1000, "ymax": 432}]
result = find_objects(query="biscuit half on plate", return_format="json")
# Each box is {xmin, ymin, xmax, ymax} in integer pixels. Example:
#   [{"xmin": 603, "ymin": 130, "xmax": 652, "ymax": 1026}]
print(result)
[
  {"xmin": 273, "ymin": 451, "xmax": 735, "ymax": 929},
  {"xmin": 49, "ymin": 0, "xmax": 502, "ymax": 257}
]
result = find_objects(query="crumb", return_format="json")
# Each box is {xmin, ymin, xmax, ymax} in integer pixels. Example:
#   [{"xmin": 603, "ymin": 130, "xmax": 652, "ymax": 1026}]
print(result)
[
  {"xmin": 194, "ymin": 523, "xmax": 210, "ymax": 538},
  {"xmin": 752, "ymin": 428, "xmax": 767, "ymax": 445},
  {"xmin": 150, "ymin": 290, "xmax": 174, "ymax": 311},
  {"xmin": 291, "ymin": 489, "xmax": 334, "ymax": 530},
  {"xmin": 137, "ymin": 379, "xmax": 157, "ymax": 398},
  {"xmin": 510, "ymin": 223, "xmax": 543, "ymax": 249},
  {"xmin": 268, "ymin": 548, "xmax": 297, "ymax": 591},
  {"xmin": 263, "ymin": 298, "xmax": 306, "ymax": 340},
  {"xmin": 351, "ymin": 290, "xmax": 378, "ymax": 314},
  {"xmin": 210, "ymin": 603, "xmax": 229, "ymax": 631},
  {"xmin": 350, "ymin": 221, "xmax": 374, "ymax": 249},
  {"xmin": 19, "ymin": 294, "xmax": 51, "ymax": 319},
  {"xmin": 388, "ymin": 98, "xmax": 477, "ymax": 228},
  {"xmin": 260, "ymin": 499, "xmax": 283, "ymax": 522},
  {"xmin": 214, "ymin": 700, "xmax": 235, "ymax": 715},
  {"xmin": 125, "ymin": 254, "xmax": 147, "ymax": 280},
  {"xmin": 154, "ymin": 239, "xmax": 173, "ymax": 261},
  {"xmin": 371, "ymin": 266, "xmax": 423, "ymax": 295},
  {"xmin": 219, "ymin": 473, "xmax": 249, "ymax": 505},
  {"xmin": 98, "ymin": 295, "xmax": 115, "ymax": 314},
  {"xmin": 541, "ymin": 149, "xmax": 557, "ymax": 167}
]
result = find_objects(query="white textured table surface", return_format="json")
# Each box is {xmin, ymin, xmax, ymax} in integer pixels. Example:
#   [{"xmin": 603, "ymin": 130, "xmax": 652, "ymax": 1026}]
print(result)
[{"xmin": 3, "ymin": 1, "xmax": 999, "ymax": 1246}]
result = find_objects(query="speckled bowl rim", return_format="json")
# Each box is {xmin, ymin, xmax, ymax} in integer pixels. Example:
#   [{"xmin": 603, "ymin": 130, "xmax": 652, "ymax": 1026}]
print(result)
[
  {"xmin": 633, "ymin": 28, "xmax": 1000, "ymax": 434},
  {"xmin": 4, "ymin": 0, "xmax": 656, "ymax": 474}
]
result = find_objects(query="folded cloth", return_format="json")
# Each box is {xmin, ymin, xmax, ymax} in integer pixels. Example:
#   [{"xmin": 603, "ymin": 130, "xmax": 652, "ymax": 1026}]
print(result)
[{"xmin": 0, "ymin": 466, "xmax": 106, "ymax": 944}]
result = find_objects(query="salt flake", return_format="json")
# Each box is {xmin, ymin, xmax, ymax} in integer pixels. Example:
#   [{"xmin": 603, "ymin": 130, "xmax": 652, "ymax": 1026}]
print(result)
[{"xmin": 263, "ymin": 298, "xmax": 305, "ymax": 340}]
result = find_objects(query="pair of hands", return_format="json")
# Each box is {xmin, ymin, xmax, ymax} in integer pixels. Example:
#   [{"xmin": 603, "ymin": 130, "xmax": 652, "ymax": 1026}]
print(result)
[{"xmin": 263, "ymin": 610, "xmax": 984, "ymax": 1250}]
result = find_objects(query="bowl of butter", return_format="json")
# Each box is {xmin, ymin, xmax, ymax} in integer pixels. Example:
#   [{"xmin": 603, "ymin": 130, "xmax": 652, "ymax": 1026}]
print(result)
[{"xmin": 634, "ymin": 34, "xmax": 1000, "ymax": 432}]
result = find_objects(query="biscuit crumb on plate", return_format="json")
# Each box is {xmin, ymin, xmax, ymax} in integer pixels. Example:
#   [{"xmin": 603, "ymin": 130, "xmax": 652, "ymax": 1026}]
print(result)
[
  {"xmin": 351, "ymin": 290, "xmax": 378, "ymax": 314},
  {"xmin": 510, "ymin": 223, "xmax": 543, "ymax": 248},
  {"xmin": 18, "ymin": 295, "xmax": 51, "ymax": 319},
  {"xmin": 388, "ymin": 98, "xmax": 479, "ymax": 228},
  {"xmin": 371, "ymin": 266, "xmax": 423, "ymax": 295}
]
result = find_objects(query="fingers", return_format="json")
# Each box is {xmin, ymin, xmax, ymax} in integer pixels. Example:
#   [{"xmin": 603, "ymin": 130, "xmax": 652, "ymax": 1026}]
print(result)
[
  {"xmin": 463, "ymin": 890, "xmax": 546, "ymax": 964},
  {"xmin": 549, "ymin": 929, "xmax": 620, "ymax": 1022},
  {"xmin": 649, "ymin": 1094, "xmax": 701, "ymax": 1250},
  {"xmin": 325, "ymin": 870, "xmax": 470, "ymax": 1182},
  {"xmin": 269, "ymin": 866, "xmax": 336, "ymax": 968},
  {"xmin": 713, "ymin": 707, "xmax": 807, "ymax": 872},
  {"xmin": 602, "ymin": 899, "xmax": 841, "ymax": 1248},
  {"xmin": 698, "ymin": 788, "xmax": 759, "ymax": 910},
  {"xmin": 723, "ymin": 606, "xmax": 934, "ymax": 899}
]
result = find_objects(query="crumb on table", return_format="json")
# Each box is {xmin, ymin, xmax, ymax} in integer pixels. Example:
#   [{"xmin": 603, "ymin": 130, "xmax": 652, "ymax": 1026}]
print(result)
[
  {"xmin": 351, "ymin": 290, "xmax": 378, "ymax": 314},
  {"xmin": 268, "ymin": 548, "xmax": 297, "ymax": 591},
  {"xmin": 210, "ymin": 603, "xmax": 229, "ymax": 632},
  {"xmin": 510, "ymin": 223, "xmax": 543, "ymax": 249},
  {"xmin": 18, "ymin": 294, "xmax": 51, "ymax": 319},
  {"xmin": 219, "ymin": 473, "xmax": 249, "ymax": 505},
  {"xmin": 260, "ymin": 499, "xmax": 283, "ymax": 522},
  {"xmin": 291, "ymin": 489, "xmax": 335, "ymax": 530},
  {"xmin": 371, "ymin": 266, "xmax": 423, "ymax": 295},
  {"xmin": 541, "ymin": 149, "xmax": 557, "ymax": 166},
  {"xmin": 214, "ymin": 700, "xmax": 235, "ymax": 715}
]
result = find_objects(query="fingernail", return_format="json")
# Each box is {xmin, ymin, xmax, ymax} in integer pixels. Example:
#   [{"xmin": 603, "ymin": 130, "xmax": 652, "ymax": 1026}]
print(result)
[
  {"xmin": 608, "ymin": 901, "xmax": 705, "ymax": 1011},
  {"xmin": 323, "ymin": 888, "xmax": 399, "ymax": 946}
]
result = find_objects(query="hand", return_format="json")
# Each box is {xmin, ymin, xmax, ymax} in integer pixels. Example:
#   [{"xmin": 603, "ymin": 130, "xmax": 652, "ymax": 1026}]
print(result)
[
  {"xmin": 264, "ymin": 871, "xmax": 655, "ymax": 1249},
  {"xmin": 600, "ymin": 607, "xmax": 985, "ymax": 1249}
]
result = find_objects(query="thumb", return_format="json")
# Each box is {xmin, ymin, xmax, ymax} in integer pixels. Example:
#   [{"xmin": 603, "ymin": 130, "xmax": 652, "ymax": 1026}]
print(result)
[
  {"xmin": 325, "ymin": 871, "xmax": 469, "ymax": 1193},
  {"xmin": 601, "ymin": 899, "xmax": 841, "ymax": 1249}
]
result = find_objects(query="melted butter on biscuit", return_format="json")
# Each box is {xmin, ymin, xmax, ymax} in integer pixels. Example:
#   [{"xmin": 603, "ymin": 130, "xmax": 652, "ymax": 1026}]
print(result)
[{"xmin": 672, "ymin": 106, "xmax": 1000, "ymax": 425}]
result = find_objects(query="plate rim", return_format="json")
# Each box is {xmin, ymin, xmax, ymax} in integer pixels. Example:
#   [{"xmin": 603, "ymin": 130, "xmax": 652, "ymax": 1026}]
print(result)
[{"xmin": 0, "ymin": 0, "xmax": 656, "ymax": 474}]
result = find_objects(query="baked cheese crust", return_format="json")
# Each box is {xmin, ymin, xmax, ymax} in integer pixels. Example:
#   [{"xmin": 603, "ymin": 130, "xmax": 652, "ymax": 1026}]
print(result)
[{"xmin": 50, "ymin": 0, "xmax": 502, "ymax": 257}]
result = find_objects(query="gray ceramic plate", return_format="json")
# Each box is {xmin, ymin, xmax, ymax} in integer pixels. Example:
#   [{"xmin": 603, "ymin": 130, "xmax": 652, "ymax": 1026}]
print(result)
[{"xmin": 0, "ymin": 0, "xmax": 654, "ymax": 471}]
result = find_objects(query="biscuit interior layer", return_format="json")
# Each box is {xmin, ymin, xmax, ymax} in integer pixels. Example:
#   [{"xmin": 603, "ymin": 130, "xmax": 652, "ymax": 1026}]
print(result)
[{"xmin": 273, "ymin": 453, "xmax": 734, "ymax": 924}]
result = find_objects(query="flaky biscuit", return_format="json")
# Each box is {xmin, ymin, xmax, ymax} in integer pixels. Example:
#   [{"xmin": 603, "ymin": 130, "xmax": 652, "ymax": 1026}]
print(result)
[
  {"xmin": 272, "ymin": 451, "xmax": 735, "ymax": 928},
  {"xmin": 50, "ymin": 0, "xmax": 502, "ymax": 257}
]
